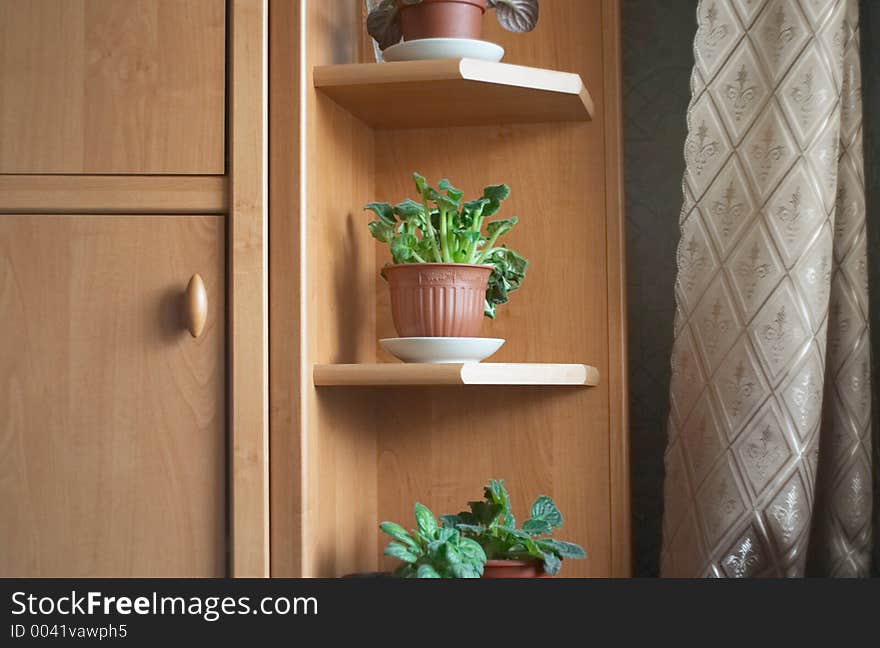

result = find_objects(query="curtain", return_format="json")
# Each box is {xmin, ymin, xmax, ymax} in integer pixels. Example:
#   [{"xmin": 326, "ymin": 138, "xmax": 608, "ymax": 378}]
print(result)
[{"xmin": 662, "ymin": 0, "xmax": 872, "ymax": 577}]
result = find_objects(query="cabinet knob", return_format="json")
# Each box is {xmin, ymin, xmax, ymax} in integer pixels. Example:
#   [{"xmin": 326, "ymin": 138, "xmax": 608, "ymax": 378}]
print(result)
[{"xmin": 185, "ymin": 274, "xmax": 208, "ymax": 338}]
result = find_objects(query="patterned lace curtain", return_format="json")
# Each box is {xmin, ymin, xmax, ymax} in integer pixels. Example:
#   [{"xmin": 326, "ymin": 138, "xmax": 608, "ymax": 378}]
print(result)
[{"xmin": 662, "ymin": 0, "xmax": 872, "ymax": 577}]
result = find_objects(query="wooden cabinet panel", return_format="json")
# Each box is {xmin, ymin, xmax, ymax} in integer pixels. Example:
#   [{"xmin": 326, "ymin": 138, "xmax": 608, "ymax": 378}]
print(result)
[
  {"xmin": 0, "ymin": 0, "xmax": 225, "ymax": 174},
  {"xmin": 0, "ymin": 215, "xmax": 226, "ymax": 577}
]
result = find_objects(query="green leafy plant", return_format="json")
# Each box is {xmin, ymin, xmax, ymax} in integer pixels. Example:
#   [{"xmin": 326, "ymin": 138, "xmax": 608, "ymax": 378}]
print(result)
[
  {"xmin": 366, "ymin": 172, "xmax": 528, "ymax": 317},
  {"xmin": 380, "ymin": 503, "xmax": 487, "ymax": 578},
  {"xmin": 368, "ymin": 0, "xmax": 540, "ymax": 51},
  {"xmin": 440, "ymin": 479, "xmax": 585, "ymax": 576}
]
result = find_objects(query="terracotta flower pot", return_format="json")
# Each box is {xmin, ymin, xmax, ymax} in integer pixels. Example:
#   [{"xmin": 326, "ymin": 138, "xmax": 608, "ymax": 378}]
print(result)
[
  {"xmin": 481, "ymin": 559, "xmax": 550, "ymax": 578},
  {"xmin": 399, "ymin": 0, "xmax": 489, "ymax": 41},
  {"xmin": 382, "ymin": 263, "xmax": 492, "ymax": 338}
]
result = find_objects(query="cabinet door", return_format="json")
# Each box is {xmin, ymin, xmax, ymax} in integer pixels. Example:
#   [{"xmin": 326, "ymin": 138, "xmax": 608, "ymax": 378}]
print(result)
[
  {"xmin": 0, "ymin": 215, "xmax": 225, "ymax": 577},
  {"xmin": 0, "ymin": 0, "xmax": 225, "ymax": 174}
]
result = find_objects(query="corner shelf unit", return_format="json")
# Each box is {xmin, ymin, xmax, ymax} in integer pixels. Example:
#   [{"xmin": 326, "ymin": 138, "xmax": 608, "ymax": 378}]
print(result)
[
  {"xmin": 313, "ymin": 58, "xmax": 594, "ymax": 129},
  {"xmin": 314, "ymin": 363, "xmax": 600, "ymax": 387}
]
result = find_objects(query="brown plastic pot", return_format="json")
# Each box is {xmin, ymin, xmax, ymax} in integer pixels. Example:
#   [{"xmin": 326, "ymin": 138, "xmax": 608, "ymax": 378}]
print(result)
[
  {"xmin": 481, "ymin": 559, "xmax": 550, "ymax": 578},
  {"xmin": 382, "ymin": 263, "xmax": 492, "ymax": 338},
  {"xmin": 399, "ymin": 0, "xmax": 489, "ymax": 41}
]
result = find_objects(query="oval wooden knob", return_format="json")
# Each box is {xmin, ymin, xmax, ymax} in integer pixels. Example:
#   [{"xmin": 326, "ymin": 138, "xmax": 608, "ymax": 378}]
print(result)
[{"xmin": 185, "ymin": 274, "xmax": 208, "ymax": 338}]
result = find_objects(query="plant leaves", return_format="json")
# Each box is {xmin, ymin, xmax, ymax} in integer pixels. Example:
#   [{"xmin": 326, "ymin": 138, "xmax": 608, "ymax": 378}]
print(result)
[
  {"xmin": 541, "ymin": 550, "xmax": 562, "ymax": 576},
  {"xmin": 486, "ymin": 479, "xmax": 515, "ymax": 527},
  {"xmin": 379, "ymin": 521, "xmax": 419, "ymax": 550},
  {"xmin": 486, "ymin": 216, "xmax": 518, "ymax": 238},
  {"xmin": 438, "ymin": 178, "xmax": 464, "ymax": 202},
  {"xmin": 530, "ymin": 496, "xmax": 563, "ymax": 529},
  {"xmin": 417, "ymin": 564, "xmax": 441, "ymax": 578},
  {"xmin": 365, "ymin": 201, "xmax": 396, "ymax": 225},
  {"xmin": 384, "ymin": 542, "xmax": 418, "ymax": 563},
  {"xmin": 390, "ymin": 232, "xmax": 418, "ymax": 263},
  {"xmin": 467, "ymin": 500, "xmax": 503, "ymax": 526},
  {"xmin": 489, "ymin": 0, "xmax": 539, "ymax": 33},
  {"xmin": 537, "ymin": 539, "xmax": 586, "ymax": 559},
  {"xmin": 414, "ymin": 502, "xmax": 438, "ymax": 538},
  {"xmin": 454, "ymin": 523, "xmax": 485, "ymax": 534},
  {"xmin": 439, "ymin": 514, "xmax": 460, "ymax": 529},
  {"xmin": 368, "ymin": 220, "xmax": 394, "ymax": 243},
  {"xmin": 393, "ymin": 563, "xmax": 417, "ymax": 578},
  {"xmin": 521, "ymin": 518, "xmax": 553, "ymax": 536},
  {"xmin": 393, "ymin": 198, "xmax": 425, "ymax": 221},
  {"xmin": 482, "ymin": 183, "xmax": 511, "ymax": 203},
  {"xmin": 412, "ymin": 172, "xmax": 429, "ymax": 196},
  {"xmin": 366, "ymin": 0, "xmax": 402, "ymax": 50}
]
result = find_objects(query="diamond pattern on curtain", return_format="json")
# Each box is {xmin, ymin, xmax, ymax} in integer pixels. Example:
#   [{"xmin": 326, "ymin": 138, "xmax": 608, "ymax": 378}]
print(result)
[{"xmin": 662, "ymin": 0, "xmax": 872, "ymax": 577}]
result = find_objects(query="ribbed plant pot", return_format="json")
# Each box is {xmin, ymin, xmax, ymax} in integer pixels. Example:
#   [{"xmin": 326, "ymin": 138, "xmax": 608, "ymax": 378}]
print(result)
[
  {"xmin": 481, "ymin": 559, "xmax": 550, "ymax": 578},
  {"xmin": 399, "ymin": 0, "xmax": 489, "ymax": 41},
  {"xmin": 382, "ymin": 263, "xmax": 492, "ymax": 338}
]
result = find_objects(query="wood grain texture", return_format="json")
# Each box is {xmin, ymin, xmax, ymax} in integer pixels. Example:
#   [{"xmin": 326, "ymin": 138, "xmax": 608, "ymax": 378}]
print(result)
[
  {"xmin": 0, "ymin": 175, "xmax": 227, "ymax": 214},
  {"xmin": 314, "ymin": 363, "xmax": 599, "ymax": 386},
  {"xmin": 299, "ymin": 0, "xmax": 379, "ymax": 578},
  {"xmin": 0, "ymin": 0, "xmax": 225, "ymax": 174},
  {"xmin": 269, "ymin": 0, "xmax": 629, "ymax": 577},
  {"xmin": 0, "ymin": 215, "xmax": 225, "ymax": 577},
  {"xmin": 601, "ymin": 0, "xmax": 631, "ymax": 578},
  {"xmin": 228, "ymin": 0, "xmax": 269, "ymax": 578},
  {"xmin": 268, "ymin": 0, "xmax": 303, "ymax": 578},
  {"xmin": 314, "ymin": 58, "xmax": 593, "ymax": 128},
  {"xmin": 372, "ymin": 0, "xmax": 617, "ymax": 577}
]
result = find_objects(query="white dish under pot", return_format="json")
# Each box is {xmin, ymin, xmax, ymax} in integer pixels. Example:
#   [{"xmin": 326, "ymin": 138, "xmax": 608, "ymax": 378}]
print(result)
[
  {"xmin": 381, "ymin": 37, "xmax": 505, "ymax": 62},
  {"xmin": 380, "ymin": 337, "xmax": 505, "ymax": 364}
]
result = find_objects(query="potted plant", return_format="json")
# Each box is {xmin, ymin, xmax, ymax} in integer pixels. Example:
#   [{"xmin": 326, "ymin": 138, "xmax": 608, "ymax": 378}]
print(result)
[
  {"xmin": 367, "ymin": 0, "xmax": 540, "ymax": 50},
  {"xmin": 366, "ymin": 173, "xmax": 527, "ymax": 339},
  {"xmin": 380, "ymin": 503, "xmax": 487, "ymax": 578},
  {"xmin": 442, "ymin": 480, "xmax": 585, "ymax": 577},
  {"xmin": 379, "ymin": 480, "xmax": 585, "ymax": 578}
]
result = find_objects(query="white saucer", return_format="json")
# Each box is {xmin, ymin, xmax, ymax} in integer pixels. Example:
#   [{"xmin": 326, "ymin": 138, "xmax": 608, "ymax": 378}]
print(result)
[
  {"xmin": 382, "ymin": 38, "xmax": 505, "ymax": 62},
  {"xmin": 380, "ymin": 337, "xmax": 505, "ymax": 364}
]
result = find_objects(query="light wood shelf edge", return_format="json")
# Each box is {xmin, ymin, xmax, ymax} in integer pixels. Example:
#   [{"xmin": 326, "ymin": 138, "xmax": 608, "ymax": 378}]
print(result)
[
  {"xmin": 313, "ymin": 58, "xmax": 594, "ymax": 128},
  {"xmin": 313, "ymin": 363, "xmax": 599, "ymax": 386}
]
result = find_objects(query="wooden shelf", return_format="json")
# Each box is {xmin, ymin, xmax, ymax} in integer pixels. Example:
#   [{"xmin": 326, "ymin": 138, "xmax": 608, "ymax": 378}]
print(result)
[
  {"xmin": 314, "ymin": 363, "xmax": 599, "ymax": 387},
  {"xmin": 313, "ymin": 58, "xmax": 593, "ymax": 129}
]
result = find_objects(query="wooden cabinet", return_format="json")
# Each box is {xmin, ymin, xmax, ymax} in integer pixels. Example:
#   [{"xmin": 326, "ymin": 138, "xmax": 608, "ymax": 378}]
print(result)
[
  {"xmin": 0, "ymin": 0, "xmax": 226, "ymax": 174},
  {"xmin": 0, "ymin": 215, "xmax": 226, "ymax": 577}
]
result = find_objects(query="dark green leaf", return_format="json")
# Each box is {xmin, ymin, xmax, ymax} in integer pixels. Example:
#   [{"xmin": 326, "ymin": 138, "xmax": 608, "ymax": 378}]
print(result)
[
  {"xmin": 368, "ymin": 220, "xmax": 394, "ymax": 243},
  {"xmin": 537, "ymin": 539, "xmax": 586, "ymax": 559},
  {"xmin": 390, "ymin": 232, "xmax": 418, "ymax": 263},
  {"xmin": 364, "ymin": 201, "xmax": 396, "ymax": 225},
  {"xmin": 541, "ymin": 551, "xmax": 562, "ymax": 576},
  {"xmin": 486, "ymin": 216, "xmax": 518, "ymax": 238},
  {"xmin": 459, "ymin": 537, "xmax": 488, "ymax": 564},
  {"xmin": 454, "ymin": 523, "xmax": 485, "ymax": 534},
  {"xmin": 393, "ymin": 198, "xmax": 425, "ymax": 221},
  {"xmin": 467, "ymin": 500, "xmax": 503, "ymax": 526},
  {"xmin": 414, "ymin": 502, "xmax": 438, "ymax": 538},
  {"xmin": 393, "ymin": 563, "xmax": 417, "ymax": 578},
  {"xmin": 439, "ymin": 514, "xmax": 460, "ymax": 529},
  {"xmin": 530, "ymin": 496, "xmax": 563, "ymax": 529},
  {"xmin": 417, "ymin": 564, "xmax": 441, "ymax": 578},
  {"xmin": 412, "ymin": 172, "xmax": 428, "ymax": 195},
  {"xmin": 521, "ymin": 518, "xmax": 553, "ymax": 536},
  {"xmin": 384, "ymin": 542, "xmax": 418, "ymax": 563},
  {"xmin": 379, "ymin": 521, "xmax": 419, "ymax": 550},
  {"xmin": 438, "ymin": 178, "xmax": 464, "ymax": 202},
  {"xmin": 482, "ymin": 184, "xmax": 511, "ymax": 203}
]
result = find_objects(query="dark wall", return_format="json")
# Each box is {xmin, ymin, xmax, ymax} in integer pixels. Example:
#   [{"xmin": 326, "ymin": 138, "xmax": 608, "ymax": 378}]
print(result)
[
  {"xmin": 860, "ymin": 0, "xmax": 880, "ymax": 578},
  {"xmin": 622, "ymin": 0, "xmax": 879, "ymax": 577},
  {"xmin": 622, "ymin": 0, "xmax": 697, "ymax": 577}
]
